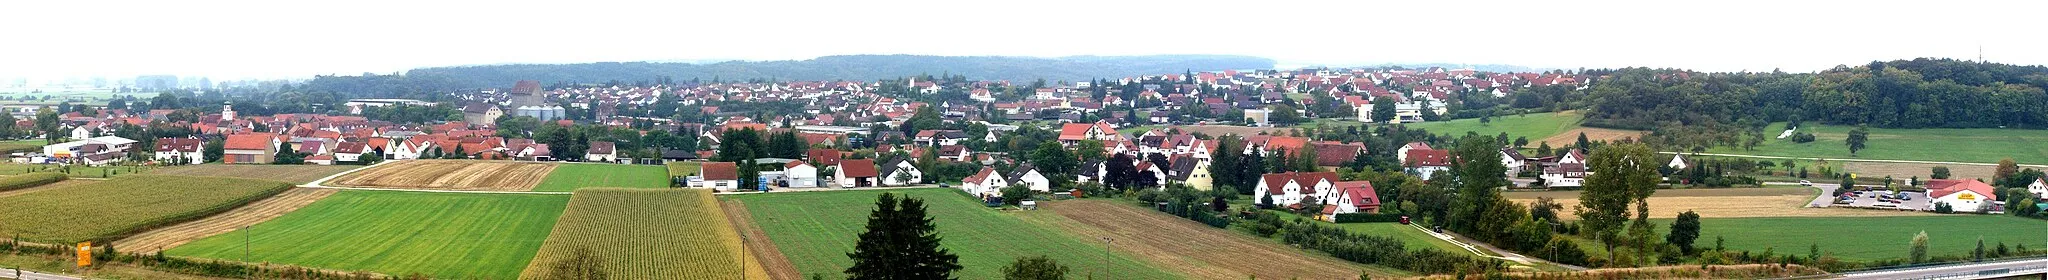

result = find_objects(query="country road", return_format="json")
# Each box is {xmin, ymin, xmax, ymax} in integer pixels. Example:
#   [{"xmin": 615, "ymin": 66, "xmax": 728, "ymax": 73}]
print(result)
[
  {"xmin": 0, "ymin": 267, "xmax": 80, "ymax": 280},
  {"xmin": 1663, "ymin": 152, "xmax": 2048, "ymax": 168}
]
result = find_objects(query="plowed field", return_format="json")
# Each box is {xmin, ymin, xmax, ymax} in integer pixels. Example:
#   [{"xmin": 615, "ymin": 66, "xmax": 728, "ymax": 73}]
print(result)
[{"xmin": 330, "ymin": 160, "xmax": 556, "ymax": 191}]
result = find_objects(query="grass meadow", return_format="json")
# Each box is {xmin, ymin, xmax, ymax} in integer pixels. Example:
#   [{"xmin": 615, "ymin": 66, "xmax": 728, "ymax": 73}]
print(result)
[
  {"xmin": 1710, "ymin": 122, "xmax": 2048, "ymax": 165},
  {"xmin": 531, "ymin": 163, "xmax": 670, "ymax": 192},
  {"xmin": 168, "ymin": 191, "xmax": 569, "ymax": 279},
  {"xmin": 727, "ymin": 188, "xmax": 1178, "ymax": 279}
]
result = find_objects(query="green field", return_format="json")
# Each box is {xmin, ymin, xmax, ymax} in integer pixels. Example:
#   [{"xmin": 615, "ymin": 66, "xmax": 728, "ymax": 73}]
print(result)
[
  {"xmin": 520, "ymin": 188, "xmax": 766, "ymax": 279},
  {"xmin": 1399, "ymin": 111, "xmax": 1585, "ymax": 144},
  {"xmin": 0, "ymin": 140, "xmax": 42, "ymax": 153},
  {"xmin": 1659, "ymin": 216, "xmax": 2047, "ymax": 261},
  {"xmin": 1710, "ymin": 122, "xmax": 2048, "ymax": 165},
  {"xmin": 728, "ymin": 188, "xmax": 1177, "ymax": 279},
  {"xmin": 0, "ymin": 163, "xmax": 150, "ymax": 178},
  {"xmin": 531, "ymin": 164, "xmax": 670, "ymax": 192},
  {"xmin": 0, "ymin": 89, "xmax": 145, "ymax": 105},
  {"xmin": 169, "ymin": 191, "xmax": 569, "ymax": 279},
  {"xmin": 666, "ymin": 161, "xmax": 701, "ymax": 177},
  {"xmin": 0, "ymin": 175, "xmax": 289, "ymax": 243}
]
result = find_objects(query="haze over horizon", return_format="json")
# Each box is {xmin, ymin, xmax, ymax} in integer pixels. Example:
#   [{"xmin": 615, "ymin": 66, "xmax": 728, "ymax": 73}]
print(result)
[{"xmin": 5, "ymin": 0, "xmax": 2042, "ymax": 82}]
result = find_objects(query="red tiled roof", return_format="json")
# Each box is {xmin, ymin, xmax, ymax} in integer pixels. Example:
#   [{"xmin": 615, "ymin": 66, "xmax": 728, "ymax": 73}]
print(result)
[
  {"xmin": 963, "ymin": 167, "xmax": 998, "ymax": 184},
  {"xmin": 807, "ymin": 149, "xmax": 843, "ymax": 166},
  {"xmin": 702, "ymin": 162, "xmax": 738, "ymax": 180},
  {"xmin": 224, "ymin": 133, "xmax": 277, "ymax": 151},
  {"xmin": 1058, "ymin": 123, "xmax": 1093, "ymax": 141},
  {"xmin": 840, "ymin": 159, "xmax": 878, "ymax": 177},
  {"xmin": 1405, "ymin": 148, "xmax": 1452, "ymax": 167},
  {"xmin": 1925, "ymin": 179, "xmax": 1997, "ymax": 201}
]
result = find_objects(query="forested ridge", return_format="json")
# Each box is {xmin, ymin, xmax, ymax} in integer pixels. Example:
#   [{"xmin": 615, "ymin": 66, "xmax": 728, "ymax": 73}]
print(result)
[
  {"xmin": 399, "ymin": 54, "xmax": 1275, "ymax": 89},
  {"xmin": 1586, "ymin": 58, "xmax": 2048, "ymax": 130}
]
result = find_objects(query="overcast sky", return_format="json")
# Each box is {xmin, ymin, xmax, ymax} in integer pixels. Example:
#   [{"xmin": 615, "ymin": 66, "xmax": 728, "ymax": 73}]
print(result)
[{"xmin": 3, "ymin": 0, "xmax": 2042, "ymax": 81}]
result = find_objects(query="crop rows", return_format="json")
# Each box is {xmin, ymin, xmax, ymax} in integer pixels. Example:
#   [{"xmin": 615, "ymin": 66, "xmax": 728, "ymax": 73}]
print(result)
[
  {"xmin": 0, "ymin": 175, "xmax": 291, "ymax": 244},
  {"xmin": 520, "ymin": 188, "xmax": 767, "ymax": 279}
]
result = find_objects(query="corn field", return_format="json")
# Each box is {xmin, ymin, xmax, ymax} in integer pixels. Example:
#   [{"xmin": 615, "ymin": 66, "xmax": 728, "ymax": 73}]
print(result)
[{"xmin": 520, "ymin": 188, "xmax": 769, "ymax": 279}]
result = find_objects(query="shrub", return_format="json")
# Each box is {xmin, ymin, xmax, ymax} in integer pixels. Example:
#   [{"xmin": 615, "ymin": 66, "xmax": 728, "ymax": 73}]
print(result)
[{"xmin": 1332, "ymin": 213, "xmax": 1404, "ymax": 223}]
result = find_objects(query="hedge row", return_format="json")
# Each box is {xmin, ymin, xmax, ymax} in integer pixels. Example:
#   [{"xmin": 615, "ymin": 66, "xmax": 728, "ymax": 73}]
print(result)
[
  {"xmin": 0, "ymin": 172, "xmax": 66, "ymax": 192},
  {"xmin": 1332, "ymin": 213, "xmax": 1403, "ymax": 223}
]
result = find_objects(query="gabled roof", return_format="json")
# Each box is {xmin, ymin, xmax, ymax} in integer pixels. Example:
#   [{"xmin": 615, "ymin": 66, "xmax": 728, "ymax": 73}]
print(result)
[
  {"xmin": 964, "ymin": 167, "xmax": 1000, "ymax": 184},
  {"xmin": 840, "ymin": 159, "xmax": 878, "ymax": 177},
  {"xmin": 1925, "ymin": 179, "xmax": 1997, "ymax": 201},
  {"xmin": 224, "ymin": 133, "xmax": 278, "ymax": 151},
  {"xmin": 1501, "ymin": 147, "xmax": 1528, "ymax": 161},
  {"xmin": 702, "ymin": 162, "xmax": 738, "ymax": 180},
  {"xmin": 155, "ymin": 138, "xmax": 203, "ymax": 153},
  {"xmin": 1404, "ymin": 148, "xmax": 1452, "ymax": 167},
  {"xmin": 333, "ymin": 142, "xmax": 367, "ymax": 154},
  {"xmin": 807, "ymin": 149, "xmax": 843, "ymax": 166},
  {"xmin": 1008, "ymin": 164, "xmax": 1042, "ymax": 183},
  {"xmin": 1333, "ymin": 181, "xmax": 1381, "ymax": 208},
  {"xmin": 588, "ymin": 141, "xmax": 616, "ymax": 154},
  {"xmin": 1313, "ymin": 142, "xmax": 1364, "ymax": 166},
  {"xmin": 1058, "ymin": 123, "xmax": 1094, "ymax": 141},
  {"xmin": 880, "ymin": 157, "xmax": 915, "ymax": 178},
  {"xmin": 1168, "ymin": 156, "xmax": 1200, "ymax": 181}
]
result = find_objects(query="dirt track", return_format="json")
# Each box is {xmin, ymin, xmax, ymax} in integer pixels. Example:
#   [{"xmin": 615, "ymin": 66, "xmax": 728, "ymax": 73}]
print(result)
[
  {"xmin": 1036, "ymin": 199, "xmax": 1383, "ymax": 279},
  {"xmin": 112, "ymin": 188, "xmax": 339, "ymax": 253},
  {"xmin": 720, "ymin": 200, "xmax": 802, "ymax": 280},
  {"xmin": 330, "ymin": 160, "xmax": 556, "ymax": 191}
]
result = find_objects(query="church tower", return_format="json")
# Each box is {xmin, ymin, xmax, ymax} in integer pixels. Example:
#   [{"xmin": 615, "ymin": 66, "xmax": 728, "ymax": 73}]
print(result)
[{"xmin": 222, "ymin": 101, "xmax": 236, "ymax": 121}]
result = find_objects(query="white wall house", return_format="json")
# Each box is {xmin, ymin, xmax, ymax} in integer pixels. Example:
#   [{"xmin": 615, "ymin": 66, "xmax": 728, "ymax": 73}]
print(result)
[
  {"xmin": 1253, "ymin": 172, "xmax": 1337, "ymax": 207},
  {"xmin": 784, "ymin": 161, "xmax": 819, "ymax": 188},
  {"xmin": 1009, "ymin": 166, "xmax": 1051, "ymax": 192},
  {"xmin": 961, "ymin": 167, "xmax": 1008, "ymax": 196},
  {"xmin": 879, "ymin": 158, "xmax": 922, "ymax": 186}
]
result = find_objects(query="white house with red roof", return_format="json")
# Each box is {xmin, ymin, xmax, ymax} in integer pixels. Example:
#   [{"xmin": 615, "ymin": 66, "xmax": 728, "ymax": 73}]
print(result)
[
  {"xmin": 1321, "ymin": 181, "xmax": 1383, "ymax": 220},
  {"xmin": 1925, "ymin": 179, "xmax": 1998, "ymax": 213},
  {"xmin": 153, "ymin": 138, "xmax": 205, "ymax": 164},
  {"xmin": 1254, "ymin": 171, "xmax": 1339, "ymax": 207},
  {"xmin": 1404, "ymin": 148, "xmax": 1453, "ymax": 180},
  {"xmin": 1395, "ymin": 142, "xmax": 1431, "ymax": 163},
  {"xmin": 2029, "ymin": 178, "xmax": 2047, "ymax": 198},
  {"xmin": 960, "ymin": 167, "xmax": 1008, "ymax": 196},
  {"xmin": 1056, "ymin": 120, "xmax": 1121, "ymax": 146}
]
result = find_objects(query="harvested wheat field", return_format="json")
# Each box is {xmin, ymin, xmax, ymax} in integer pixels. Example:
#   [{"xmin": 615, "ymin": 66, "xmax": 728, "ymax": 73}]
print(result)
[
  {"xmin": 1506, "ymin": 187, "xmax": 1933, "ymax": 219},
  {"xmin": 330, "ymin": 160, "xmax": 557, "ymax": 191},
  {"xmin": 113, "ymin": 188, "xmax": 338, "ymax": 253},
  {"xmin": 152, "ymin": 164, "xmax": 363, "ymax": 184},
  {"xmin": 1534, "ymin": 127, "xmax": 1644, "ymax": 147},
  {"xmin": 1029, "ymin": 199, "xmax": 1395, "ymax": 279},
  {"xmin": 720, "ymin": 200, "xmax": 802, "ymax": 280}
]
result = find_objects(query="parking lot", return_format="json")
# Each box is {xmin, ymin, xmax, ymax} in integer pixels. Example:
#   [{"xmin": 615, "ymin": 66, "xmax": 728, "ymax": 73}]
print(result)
[{"xmin": 1833, "ymin": 188, "xmax": 1930, "ymax": 211}]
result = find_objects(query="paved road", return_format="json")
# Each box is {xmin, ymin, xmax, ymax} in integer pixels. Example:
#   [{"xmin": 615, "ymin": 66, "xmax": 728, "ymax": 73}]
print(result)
[
  {"xmin": 1834, "ymin": 257, "xmax": 2048, "ymax": 280},
  {"xmin": 1661, "ymin": 152, "xmax": 2048, "ymax": 168},
  {"xmin": 0, "ymin": 267, "xmax": 81, "ymax": 280}
]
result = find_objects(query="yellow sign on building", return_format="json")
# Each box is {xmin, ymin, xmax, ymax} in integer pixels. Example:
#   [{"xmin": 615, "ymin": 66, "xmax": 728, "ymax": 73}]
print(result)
[{"xmin": 1960, "ymin": 193, "xmax": 1976, "ymax": 200}]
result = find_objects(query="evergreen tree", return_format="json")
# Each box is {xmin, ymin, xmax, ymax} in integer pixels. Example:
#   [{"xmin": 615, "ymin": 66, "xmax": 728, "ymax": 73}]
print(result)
[{"xmin": 846, "ymin": 193, "xmax": 961, "ymax": 279}]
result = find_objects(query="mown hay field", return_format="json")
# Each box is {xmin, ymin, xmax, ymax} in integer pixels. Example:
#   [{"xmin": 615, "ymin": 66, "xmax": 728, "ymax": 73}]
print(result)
[
  {"xmin": 167, "ymin": 191, "xmax": 569, "ymax": 279},
  {"xmin": 330, "ymin": 160, "xmax": 556, "ymax": 191},
  {"xmin": 520, "ymin": 188, "xmax": 767, "ymax": 279},
  {"xmin": 0, "ymin": 175, "xmax": 291, "ymax": 243}
]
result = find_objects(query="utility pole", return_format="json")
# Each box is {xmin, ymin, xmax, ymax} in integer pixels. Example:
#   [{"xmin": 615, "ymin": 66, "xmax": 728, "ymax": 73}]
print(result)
[
  {"xmin": 1100, "ymin": 237, "xmax": 1113, "ymax": 280},
  {"xmin": 740, "ymin": 233, "xmax": 749, "ymax": 280},
  {"xmin": 243, "ymin": 225, "xmax": 250, "ymax": 263}
]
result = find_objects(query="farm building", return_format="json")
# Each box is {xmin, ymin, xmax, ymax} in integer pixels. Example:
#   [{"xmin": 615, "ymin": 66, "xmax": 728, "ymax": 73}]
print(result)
[
  {"xmin": 222, "ymin": 133, "xmax": 281, "ymax": 164},
  {"xmin": 699, "ymin": 162, "xmax": 741, "ymax": 191},
  {"xmin": 836, "ymin": 159, "xmax": 877, "ymax": 188},
  {"xmin": 153, "ymin": 137, "xmax": 205, "ymax": 164},
  {"xmin": 879, "ymin": 158, "xmax": 922, "ymax": 186},
  {"xmin": 1925, "ymin": 179, "xmax": 1998, "ymax": 213},
  {"xmin": 44, "ymin": 136, "xmax": 138, "ymax": 164},
  {"xmin": 784, "ymin": 160, "xmax": 818, "ymax": 188}
]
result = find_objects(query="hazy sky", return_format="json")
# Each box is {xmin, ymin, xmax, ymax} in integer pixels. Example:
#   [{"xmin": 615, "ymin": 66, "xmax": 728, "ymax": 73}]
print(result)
[{"xmin": 4, "ymin": 0, "xmax": 2042, "ymax": 81}]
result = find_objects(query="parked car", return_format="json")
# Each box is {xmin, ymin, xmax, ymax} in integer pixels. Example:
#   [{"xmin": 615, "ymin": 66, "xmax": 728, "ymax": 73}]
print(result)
[{"xmin": 1800, "ymin": 180, "xmax": 1813, "ymax": 186}]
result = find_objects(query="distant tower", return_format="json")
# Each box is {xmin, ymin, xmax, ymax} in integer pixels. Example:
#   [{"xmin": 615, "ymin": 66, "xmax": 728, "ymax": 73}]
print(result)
[{"xmin": 222, "ymin": 101, "xmax": 236, "ymax": 121}]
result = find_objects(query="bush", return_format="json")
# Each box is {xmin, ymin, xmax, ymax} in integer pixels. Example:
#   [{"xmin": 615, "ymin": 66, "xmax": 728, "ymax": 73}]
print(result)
[
  {"xmin": 1332, "ymin": 213, "xmax": 1404, "ymax": 223},
  {"xmin": 0, "ymin": 172, "xmax": 65, "ymax": 192},
  {"xmin": 1280, "ymin": 221, "xmax": 1502, "ymax": 274}
]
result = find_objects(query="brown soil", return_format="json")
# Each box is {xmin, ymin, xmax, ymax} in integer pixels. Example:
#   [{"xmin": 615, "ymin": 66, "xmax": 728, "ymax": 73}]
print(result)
[
  {"xmin": 1534, "ymin": 127, "xmax": 1645, "ymax": 147},
  {"xmin": 1036, "ymin": 199, "xmax": 1389, "ymax": 280},
  {"xmin": 0, "ymin": 179, "xmax": 93, "ymax": 199},
  {"xmin": 112, "ymin": 188, "xmax": 339, "ymax": 253},
  {"xmin": 330, "ymin": 160, "xmax": 557, "ymax": 191},
  {"xmin": 720, "ymin": 200, "xmax": 802, "ymax": 280},
  {"xmin": 149, "ymin": 165, "xmax": 363, "ymax": 184},
  {"xmin": 1506, "ymin": 187, "xmax": 1933, "ymax": 219}
]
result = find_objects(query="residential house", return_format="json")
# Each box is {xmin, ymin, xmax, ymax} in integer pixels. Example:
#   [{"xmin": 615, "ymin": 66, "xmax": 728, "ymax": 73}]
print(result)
[
  {"xmin": 153, "ymin": 138, "xmax": 205, "ymax": 164},
  {"xmin": 836, "ymin": 159, "xmax": 878, "ymax": 188},
  {"xmin": 333, "ymin": 142, "xmax": 367, "ymax": 163},
  {"xmin": 960, "ymin": 167, "xmax": 1008, "ymax": 196},
  {"xmin": 223, "ymin": 133, "xmax": 279, "ymax": 164},
  {"xmin": 913, "ymin": 130, "xmax": 969, "ymax": 146},
  {"xmin": 1925, "ymin": 179, "xmax": 1998, "ymax": 213},
  {"xmin": 1166, "ymin": 156, "xmax": 1213, "ymax": 191},
  {"xmin": 879, "ymin": 157, "xmax": 922, "ymax": 186},
  {"xmin": 700, "ymin": 162, "xmax": 741, "ymax": 191},
  {"xmin": 1008, "ymin": 164, "xmax": 1051, "ymax": 192},
  {"xmin": 1252, "ymin": 171, "xmax": 1338, "ymax": 207},
  {"xmin": 1404, "ymin": 148, "xmax": 1452, "ymax": 180},
  {"xmin": 1667, "ymin": 154, "xmax": 1690, "ymax": 170},
  {"xmin": 1056, "ymin": 120, "xmax": 1121, "ymax": 146},
  {"xmin": 1541, "ymin": 163, "xmax": 1587, "ymax": 188},
  {"xmin": 1320, "ymin": 181, "xmax": 1383, "ymax": 220},
  {"xmin": 585, "ymin": 141, "xmax": 617, "ymax": 162},
  {"xmin": 1501, "ymin": 147, "xmax": 1529, "ymax": 177},
  {"xmin": 2029, "ymin": 178, "xmax": 2047, "ymax": 199},
  {"xmin": 1395, "ymin": 142, "xmax": 1431, "ymax": 164}
]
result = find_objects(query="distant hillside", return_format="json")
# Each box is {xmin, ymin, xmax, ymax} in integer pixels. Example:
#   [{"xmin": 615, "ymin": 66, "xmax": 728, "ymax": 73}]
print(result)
[{"xmin": 405, "ymin": 54, "xmax": 1275, "ymax": 88}]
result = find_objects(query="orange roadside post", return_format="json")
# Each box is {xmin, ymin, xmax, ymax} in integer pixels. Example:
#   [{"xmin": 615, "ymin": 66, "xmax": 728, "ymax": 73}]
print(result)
[{"xmin": 76, "ymin": 242, "xmax": 91, "ymax": 267}]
